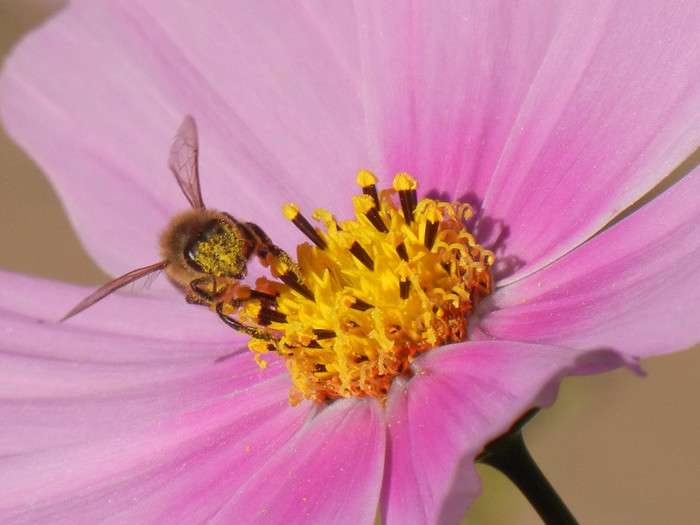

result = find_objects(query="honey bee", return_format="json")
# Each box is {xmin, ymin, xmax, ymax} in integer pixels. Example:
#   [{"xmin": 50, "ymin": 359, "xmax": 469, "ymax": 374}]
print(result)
[{"xmin": 63, "ymin": 116, "xmax": 300, "ymax": 340}]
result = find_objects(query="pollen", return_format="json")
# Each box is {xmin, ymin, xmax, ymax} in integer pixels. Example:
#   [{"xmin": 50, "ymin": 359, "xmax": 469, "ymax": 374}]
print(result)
[
  {"xmin": 188, "ymin": 220, "xmax": 247, "ymax": 278},
  {"xmin": 240, "ymin": 173, "xmax": 494, "ymax": 404}
]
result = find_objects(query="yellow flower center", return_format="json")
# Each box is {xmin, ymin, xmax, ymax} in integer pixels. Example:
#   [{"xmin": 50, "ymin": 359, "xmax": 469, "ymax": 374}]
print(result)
[{"xmin": 239, "ymin": 172, "xmax": 494, "ymax": 405}]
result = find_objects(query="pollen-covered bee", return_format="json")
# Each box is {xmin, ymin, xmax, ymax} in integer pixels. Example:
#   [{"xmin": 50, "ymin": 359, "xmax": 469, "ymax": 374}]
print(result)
[{"xmin": 63, "ymin": 116, "xmax": 301, "ymax": 340}]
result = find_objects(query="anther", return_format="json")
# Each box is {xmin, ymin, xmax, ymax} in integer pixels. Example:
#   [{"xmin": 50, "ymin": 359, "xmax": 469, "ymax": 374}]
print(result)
[
  {"xmin": 366, "ymin": 207, "xmax": 389, "ymax": 232},
  {"xmin": 257, "ymin": 308, "xmax": 287, "ymax": 325},
  {"xmin": 424, "ymin": 220, "xmax": 439, "ymax": 250},
  {"xmin": 350, "ymin": 298, "xmax": 374, "ymax": 311},
  {"xmin": 349, "ymin": 241, "xmax": 374, "ymax": 270},
  {"xmin": 395, "ymin": 242, "xmax": 409, "ymax": 261},
  {"xmin": 353, "ymin": 194, "xmax": 389, "ymax": 233},
  {"xmin": 249, "ymin": 289, "xmax": 279, "ymax": 303},
  {"xmin": 283, "ymin": 203, "xmax": 328, "ymax": 249},
  {"xmin": 312, "ymin": 329, "xmax": 337, "ymax": 340},
  {"xmin": 399, "ymin": 278, "xmax": 411, "ymax": 300},
  {"xmin": 393, "ymin": 173, "xmax": 418, "ymax": 225},
  {"xmin": 278, "ymin": 271, "xmax": 315, "ymax": 301},
  {"xmin": 356, "ymin": 169, "xmax": 380, "ymax": 209}
]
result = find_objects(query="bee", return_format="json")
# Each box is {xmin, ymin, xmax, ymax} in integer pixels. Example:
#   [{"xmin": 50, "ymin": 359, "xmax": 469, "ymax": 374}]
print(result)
[{"xmin": 63, "ymin": 116, "xmax": 302, "ymax": 341}]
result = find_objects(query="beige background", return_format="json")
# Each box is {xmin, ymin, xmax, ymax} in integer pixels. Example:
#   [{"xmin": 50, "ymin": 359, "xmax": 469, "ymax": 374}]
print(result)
[{"xmin": 1, "ymin": 3, "xmax": 698, "ymax": 523}]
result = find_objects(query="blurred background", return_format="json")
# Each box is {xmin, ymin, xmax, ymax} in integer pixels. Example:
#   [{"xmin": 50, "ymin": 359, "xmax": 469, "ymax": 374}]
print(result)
[{"xmin": 1, "ymin": 2, "xmax": 698, "ymax": 523}]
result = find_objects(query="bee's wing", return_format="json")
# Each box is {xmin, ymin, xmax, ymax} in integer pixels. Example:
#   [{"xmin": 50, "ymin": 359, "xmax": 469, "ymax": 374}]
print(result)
[
  {"xmin": 168, "ymin": 115, "xmax": 205, "ymax": 209},
  {"xmin": 61, "ymin": 261, "xmax": 168, "ymax": 321}
]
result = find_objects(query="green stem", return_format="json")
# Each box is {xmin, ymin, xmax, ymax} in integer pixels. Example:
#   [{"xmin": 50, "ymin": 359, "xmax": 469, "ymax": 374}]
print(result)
[{"xmin": 477, "ymin": 410, "xmax": 578, "ymax": 524}]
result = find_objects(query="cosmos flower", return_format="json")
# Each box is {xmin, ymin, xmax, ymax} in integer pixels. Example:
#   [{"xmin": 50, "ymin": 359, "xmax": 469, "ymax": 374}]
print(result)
[{"xmin": 2, "ymin": 2, "xmax": 700, "ymax": 524}]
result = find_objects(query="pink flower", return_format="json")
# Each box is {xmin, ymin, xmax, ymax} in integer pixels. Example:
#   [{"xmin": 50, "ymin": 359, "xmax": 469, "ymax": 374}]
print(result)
[{"xmin": 2, "ymin": 2, "xmax": 700, "ymax": 523}]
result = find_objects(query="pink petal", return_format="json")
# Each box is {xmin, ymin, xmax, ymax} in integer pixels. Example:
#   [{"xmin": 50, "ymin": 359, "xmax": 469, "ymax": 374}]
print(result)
[
  {"xmin": 3, "ymin": 3, "xmax": 699, "ymax": 522},
  {"xmin": 0, "ymin": 272, "xmax": 328, "ymax": 522},
  {"xmin": 475, "ymin": 169, "xmax": 700, "ymax": 359},
  {"xmin": 381, "ymin": 341, "xmax": 591, "ymax": 524},
  {"xmin": 0, "ymin": 269, "xmax": 383, "ymax": 523},
  {"xmin": 0, "ymin": 269, "xmax": 286, "ymax": 440},
  {"xmin": 480, "ymin": 2, "xmax": 700, "ymax": 280},
  {"xmin": 1, "ymin": 373, "xmax": 309, "ymax": 523},
  {"xmin": 357, "ymin": 1, "xmax": 571, "ymax": 197},
  {"xmin": 7, "ymin": 3, "xmax": 700, "ymax": 282},
  {"xmin": 213, "ymin": 398, "xmax": 385, "ymax": 525},
  {"xmin": 0, "ymin": 2, "xmax": 370, "ymax": 272},
  {"xmin": 0, "ymin": 269, "xmax": 248, "ymax": 358},
  {"xmin": 359, "ymin": 2, "xmax": 700, "ymax": 280}
]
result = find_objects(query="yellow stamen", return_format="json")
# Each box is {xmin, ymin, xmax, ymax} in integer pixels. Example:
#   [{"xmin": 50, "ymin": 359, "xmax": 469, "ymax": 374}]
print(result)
[
  {"xmin": 356, "ymin": 169, "xmax": 379, "ymax": 188},
  {"xmin": 239, "ymin": 172, "xmax": 494, "ymax": 405},
  {"xmin": 392, "ymin": 172, "xmax": 418, "ymax": 192}
]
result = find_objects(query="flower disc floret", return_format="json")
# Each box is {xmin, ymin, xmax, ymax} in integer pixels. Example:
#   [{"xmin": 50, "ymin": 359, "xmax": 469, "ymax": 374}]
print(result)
[{"xmin": 239, "ymin": 173, "xmax": 494, "ymax": 404}]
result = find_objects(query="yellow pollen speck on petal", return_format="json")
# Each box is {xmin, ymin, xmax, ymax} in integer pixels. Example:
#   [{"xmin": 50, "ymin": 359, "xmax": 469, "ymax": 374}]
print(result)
[{"xmin": 240, "ymin": 173, "xmax": 494, "ymax": 405}]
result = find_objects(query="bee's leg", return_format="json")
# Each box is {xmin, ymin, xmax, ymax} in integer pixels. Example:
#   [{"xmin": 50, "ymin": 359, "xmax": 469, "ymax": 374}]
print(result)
[
  {"xmin": 186, "ymin": 293, "xmax": 209, "ymax": 306},
  {"xmin": 242, "ymin": 222, "xmax": 314, "ymax": 301},
  {"xmin": 188, "ymin": 276, "xmax": 221, "ymax": 303},
  {"xmin": 215, "ymin": 303, "xmax": 278, "ymax": 342}
]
